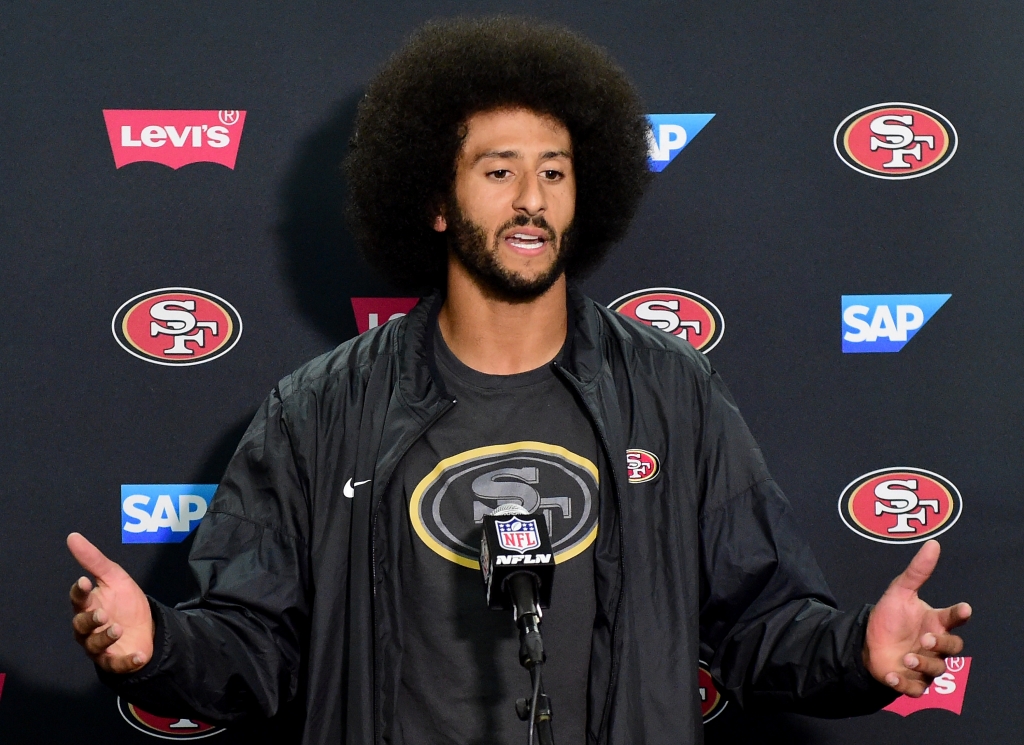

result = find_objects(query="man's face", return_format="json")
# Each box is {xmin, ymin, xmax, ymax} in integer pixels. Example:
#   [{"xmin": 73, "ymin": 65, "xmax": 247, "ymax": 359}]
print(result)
[{"xmin": 437, "ymin": 107, "xmax": 576, "ymax": 300}]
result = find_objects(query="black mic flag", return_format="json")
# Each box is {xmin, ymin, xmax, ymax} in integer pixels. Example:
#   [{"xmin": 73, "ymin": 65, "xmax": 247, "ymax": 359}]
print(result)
[{"xmin": 480, "ymin": 505, "xmax": 556, "ymax": 612}]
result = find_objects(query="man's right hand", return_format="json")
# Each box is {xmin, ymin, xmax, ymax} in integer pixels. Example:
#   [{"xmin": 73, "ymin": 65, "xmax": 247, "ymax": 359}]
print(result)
[{"xmin": 67, "ymin": 532, "xmax": 154, "ymax": 674}]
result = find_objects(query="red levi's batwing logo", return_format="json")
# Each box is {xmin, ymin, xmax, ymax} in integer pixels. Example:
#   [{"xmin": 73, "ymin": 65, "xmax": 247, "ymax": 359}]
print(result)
[
  {"xmin": 884, "ymin": 657, "xmax": 972, "ymax": 716},
  {"xmin": 838, "ymin": 467, "xmax": 962, "ymax": 544},
  {"xmin": 0, "ymin": 672, "xmax": 6, "ymax": 702},
  {"xmin": 117, "ymin": 697, "xmax": 225, "ymax": 739},
  {"xmin": 351, "ymin": 297, "xmax": 419, "ymax": 334},
  {"xmin": 103, "ymin": 110, "xmax": 247, "ymax": 169}
]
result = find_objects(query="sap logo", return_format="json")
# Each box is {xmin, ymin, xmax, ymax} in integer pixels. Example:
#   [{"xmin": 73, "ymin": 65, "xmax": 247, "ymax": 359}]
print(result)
[
  {"xmin": 884, "ymin": 657, "xmax": 972, "ymax": 716},
  {"xmin": 646, "ymin": 114, "xmax": 714, "ymax": 172},
  {"xmin": 350, "ymin": 297, "xmax": 419, "ymax": 334},
  {"xmin": 103, "ymin": 110, "xmax": 246, "ymax": 169},
  {"xmin": 495, "ymin": 553, "xmax": 553, "ymax": 565},
  {"xmin": 121, "ymin": 484, "xmax": 216, "ymax": 543},
  {"xmin": 842, "ymin": 294, "xmax": 950, "ymax": 353}
]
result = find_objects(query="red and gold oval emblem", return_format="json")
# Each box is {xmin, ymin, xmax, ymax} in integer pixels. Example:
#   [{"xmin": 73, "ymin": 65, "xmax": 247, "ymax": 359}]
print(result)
[
  {"xmin": 610, "ymin": 288, "xmax": 724, "ymax": 353},
  {"xmin": 112, "ymin": 288, "xmax": 242, "ymax": 366},
  {"xmin": 838, "ymin": 467, "xmax": 962, "ymax": 543},
  {"xmin": 117, "ymin": 697, "xmax": 224, "ymax": 739},
  {"xmin": 626, "ymin": 449, "xmax": 660, "ymax": 484},
  {"xmin": 834, "ymin": 103, "xmax": 957, "ymax": 180},
  {"xmin": 699, "ymin": 662, "xmax": 728, "ymax": 723}
]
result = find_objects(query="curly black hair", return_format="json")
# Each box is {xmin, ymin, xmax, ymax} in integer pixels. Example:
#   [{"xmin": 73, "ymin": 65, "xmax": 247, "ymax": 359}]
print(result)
[{"xmin": 345, "ymin": 16, "xmax": 652, "ymax": 294}]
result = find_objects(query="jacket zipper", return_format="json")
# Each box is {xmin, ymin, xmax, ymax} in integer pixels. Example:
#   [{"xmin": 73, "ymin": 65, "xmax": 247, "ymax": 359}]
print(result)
[
  {"xmin": 370, "ymin": 397, "xmax": 456, "ymax": 745},
  {"xmin": 551, "ymin": 360, "xmax": 625, "ymax": 744}
]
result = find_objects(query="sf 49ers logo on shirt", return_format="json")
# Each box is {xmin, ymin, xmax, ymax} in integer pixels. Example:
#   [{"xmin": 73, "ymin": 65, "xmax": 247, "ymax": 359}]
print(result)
[
  {"xmin": 838, "ymin": 467, "xmax": 962, "ymax": 544},
  {"xmin": 610, "ymin": 288, "xmax": 724, "ymax": 353},
  {"xmin": 884, "ymin": 657, "xmax": 972, "ymax": 717},
  {"xmin": 698, "ymin": 661, "xmax": 728, "ymax": 723},
  {"xmin": 834, "ymin": 103, "xmax": 957, "ymax": 180},
  {"xmin": 626, "ymin": 449, "xmax": 660, "ymax": 484},
  {"xmin": 103, "ymin": 110, "xmax": 247, "ymax": 169},
  {"xmin": 113, "ymin": 288, "xmax": 242, "ymax": 366},
  {"xmin": 117, "ymin": 697, "xmax": 225, "ymax": 739}
]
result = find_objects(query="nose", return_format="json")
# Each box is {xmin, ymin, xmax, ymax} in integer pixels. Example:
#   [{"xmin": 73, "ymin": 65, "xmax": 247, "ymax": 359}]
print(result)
[{"xmin": 512, "ymin": 171, "xmax": 545, "ymax": 217}]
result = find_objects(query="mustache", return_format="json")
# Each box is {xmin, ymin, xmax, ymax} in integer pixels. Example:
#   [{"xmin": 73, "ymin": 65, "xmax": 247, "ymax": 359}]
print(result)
[{"xmin": 494, "ymin": 215, "xmax": 557, "ymax": 242}]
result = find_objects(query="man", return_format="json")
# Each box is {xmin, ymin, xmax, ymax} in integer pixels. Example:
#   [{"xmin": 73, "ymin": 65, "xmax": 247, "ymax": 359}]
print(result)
[{"xmin": 68, "ymin": 17, "xmax": 970, "ymax": 745}]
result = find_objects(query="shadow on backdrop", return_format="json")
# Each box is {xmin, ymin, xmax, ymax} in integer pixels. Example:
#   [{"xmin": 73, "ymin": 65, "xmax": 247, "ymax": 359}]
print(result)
[{"xmin": 277, "ymin": 90, "xmax": 399, "ymax": 345}]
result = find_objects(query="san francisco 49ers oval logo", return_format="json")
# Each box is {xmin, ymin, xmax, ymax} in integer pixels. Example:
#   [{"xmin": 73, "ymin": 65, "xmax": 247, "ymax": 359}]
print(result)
[
  {"xmin": 834, "ymin": 103, "xmax": 957, "ymax": 180},
  {"xmin": 610, "ymin": 288, "xmax": 724, "ymax": 353},
  {"xmin": 112, "ymin": 288, "xmax": 242, "ymax": 366},
  {"xmin": 699, "ymin": 661, "xmax": 728, "ymax": 723},
  {"xmin": 117, "ymin": 697, "xmax": 225, "ymax": 739},
  {"xmin": 626, "ymin": 449, "xmax": 660, "ymax": 484},
  {"xmin": 838, "ymin": 467, "xmax": 962, "ymax": 544}
]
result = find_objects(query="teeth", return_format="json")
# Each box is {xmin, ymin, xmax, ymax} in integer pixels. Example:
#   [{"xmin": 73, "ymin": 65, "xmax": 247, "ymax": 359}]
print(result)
[{"xmin": 512, "ymin": 233, "xmax": 541, "ymax": 240}]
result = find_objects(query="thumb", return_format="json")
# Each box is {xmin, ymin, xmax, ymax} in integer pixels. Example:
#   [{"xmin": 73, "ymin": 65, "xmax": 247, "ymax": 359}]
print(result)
[
  {"xmin": 891, "ymin": 539, "xmax": 941, "ymax": 594},
  {"xmin": 67, "ymin": 533, "xmax": 121, "ymax": 582}
]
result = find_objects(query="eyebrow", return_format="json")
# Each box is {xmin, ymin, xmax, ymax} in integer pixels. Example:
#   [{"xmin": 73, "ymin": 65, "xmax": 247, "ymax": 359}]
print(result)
[{"xmin": 471, "ymin": 149, "xmax": 573, "ymax": 166}]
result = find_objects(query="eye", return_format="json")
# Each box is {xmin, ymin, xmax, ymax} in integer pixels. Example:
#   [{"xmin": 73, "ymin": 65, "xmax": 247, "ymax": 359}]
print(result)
[
  {"xmin": 541, "ymin": 169, "xmax": 565, "ymax": 181},
  {"xmin": 488, "ymin": 169, "xmax": 512, "ymax": 180}
]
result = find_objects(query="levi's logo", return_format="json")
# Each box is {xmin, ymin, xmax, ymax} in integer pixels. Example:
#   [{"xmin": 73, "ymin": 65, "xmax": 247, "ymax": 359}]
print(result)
[
  {"xmin": 884, "ymin": 657, "xmax": 972, "ymax": 716},
  {"xmin": 103, "ymin": 110, "xmax": 247, "ymax": 169},
  {"xmin": 351, "ymin": 297, "xmax": 419, "ymax": 334}
]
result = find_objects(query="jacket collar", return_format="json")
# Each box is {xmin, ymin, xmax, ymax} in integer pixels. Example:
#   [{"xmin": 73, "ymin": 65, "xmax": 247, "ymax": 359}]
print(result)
[{"xmin": 396, "ymin": 284, "xmax": 606, "ymax": 408}]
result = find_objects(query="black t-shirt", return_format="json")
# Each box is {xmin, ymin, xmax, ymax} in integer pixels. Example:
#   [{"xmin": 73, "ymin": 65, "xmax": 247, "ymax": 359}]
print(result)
[{"xmin": 390, "ymin": 327, "xmax": 600, "ymax": 745}]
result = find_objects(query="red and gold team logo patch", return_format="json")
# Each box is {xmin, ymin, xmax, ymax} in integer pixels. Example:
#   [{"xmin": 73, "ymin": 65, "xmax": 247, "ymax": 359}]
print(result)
[
  {"xmin": 838, "ymin": 467, "xmax": 962, "ymax": 544},
  {"xmin": 112, "ymin": 288, "xmax": 242, "ymax": 366},
  {"xmin": 626, "ymin": 449, "xmax": 660, "ymax": 484},
  {"xmin": 834, "ymin": 103, "xmax": 957, "ymax": 180},
  {"xmin": 610, "ymin": 288, "xmax": 724, "ymax": 353},
  {"xmin": 117, "ymin": 697, "xmax": 225, "ymax": 739},
  {"xmin": 699, "ymin": 662, "xmax": 728, "ymax": 723}
]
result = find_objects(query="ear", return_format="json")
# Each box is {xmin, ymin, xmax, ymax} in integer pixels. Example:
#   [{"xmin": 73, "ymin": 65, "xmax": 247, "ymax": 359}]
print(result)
[{"xmin": 433, "ymin": 212, "xmax": 447, "ymax": 232}]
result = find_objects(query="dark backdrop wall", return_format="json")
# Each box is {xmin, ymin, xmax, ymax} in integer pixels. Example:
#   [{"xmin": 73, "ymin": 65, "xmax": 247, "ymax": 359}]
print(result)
[{"xmin": 2, "ymin": 1, "xmax": 1021, "ymax": 742}]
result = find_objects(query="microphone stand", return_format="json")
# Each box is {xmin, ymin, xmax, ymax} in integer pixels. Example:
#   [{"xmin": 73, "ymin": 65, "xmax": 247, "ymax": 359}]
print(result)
[{"xmin": 509, "ymin": 572, "xmax": 555, "ymax": 745}]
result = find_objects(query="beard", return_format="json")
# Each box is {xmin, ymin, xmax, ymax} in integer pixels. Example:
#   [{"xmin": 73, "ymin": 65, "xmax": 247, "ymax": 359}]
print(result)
[{"xmin": 445, "ymin": 201, "xmax": 575, "ymax": 302}]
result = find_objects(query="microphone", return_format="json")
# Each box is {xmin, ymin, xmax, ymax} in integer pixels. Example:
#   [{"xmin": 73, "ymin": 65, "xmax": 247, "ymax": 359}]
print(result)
[{"xmin": 480, "ymin": 504, "xmax": 557, "ymax": 745}]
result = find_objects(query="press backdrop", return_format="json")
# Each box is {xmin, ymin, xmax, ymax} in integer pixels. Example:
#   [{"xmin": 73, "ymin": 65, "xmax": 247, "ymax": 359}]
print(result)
[{"xmin": 2, "ymin": 1, "xmax": 1022, "ymax": 742}]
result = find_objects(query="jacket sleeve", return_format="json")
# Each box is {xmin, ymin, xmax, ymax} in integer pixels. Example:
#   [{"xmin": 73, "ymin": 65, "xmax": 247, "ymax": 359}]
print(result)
[
  {"xmin": 98, "ymin": 386, "xmax": 313, "ymax": 724},
  {"xmin": 696, "ymin": 369, "xmax": 897, "ymax": 717}
]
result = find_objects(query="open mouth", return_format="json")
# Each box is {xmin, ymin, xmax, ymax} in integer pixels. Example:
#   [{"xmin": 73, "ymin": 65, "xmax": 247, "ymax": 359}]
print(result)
[{"xmin": 504, "ymin": 231, "xmax": 551, "ymax": 252}]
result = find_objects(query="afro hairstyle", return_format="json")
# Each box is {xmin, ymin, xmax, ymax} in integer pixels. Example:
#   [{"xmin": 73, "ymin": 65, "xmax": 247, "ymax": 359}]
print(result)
[{"xmin": 344, "ymin": 16, "xmax": 652, "ymax": 294}]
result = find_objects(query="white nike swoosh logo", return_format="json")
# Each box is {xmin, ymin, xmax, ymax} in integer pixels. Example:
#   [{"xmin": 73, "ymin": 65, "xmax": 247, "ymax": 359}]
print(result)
[{"xmin": 343, "ymin": 478, "xmax": 371, "ymax": 499}]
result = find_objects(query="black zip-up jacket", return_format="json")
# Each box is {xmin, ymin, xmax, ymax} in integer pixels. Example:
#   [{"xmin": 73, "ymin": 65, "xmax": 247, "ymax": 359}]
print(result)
[{"xmin": 104, "ymin": 289, "xmax": 896, "ymax": 744}]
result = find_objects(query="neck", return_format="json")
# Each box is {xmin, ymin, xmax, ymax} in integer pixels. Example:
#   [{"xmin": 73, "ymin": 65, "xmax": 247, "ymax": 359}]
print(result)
[{"xmin": 438, "ymin": 260, "xmax": 568, "ymax": 375}]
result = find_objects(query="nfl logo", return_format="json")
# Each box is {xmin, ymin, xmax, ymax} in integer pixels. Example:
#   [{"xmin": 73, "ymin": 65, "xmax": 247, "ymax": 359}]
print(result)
[{"xmin": 496, "ymin": 517, "xmax": 541, "ymax": 554}]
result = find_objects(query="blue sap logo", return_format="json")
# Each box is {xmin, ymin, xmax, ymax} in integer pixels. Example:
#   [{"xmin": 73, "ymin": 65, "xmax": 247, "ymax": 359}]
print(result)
[
  {"xmin": 121, "ymin": 484, "xmax": 216, "ymax": 543},
  {"xmin": 646, "ymin": 114, "xmax": 714, "ymax": 172},
  {"xmin": 842, "ymin": 294, "xmax": 951, "ymax": 353}
]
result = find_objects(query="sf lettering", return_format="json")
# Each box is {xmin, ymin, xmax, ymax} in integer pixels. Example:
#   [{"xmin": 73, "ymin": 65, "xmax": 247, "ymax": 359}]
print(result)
[
  {"xmin": 633, "ymin": 300, "xmax": 701, "ymax": 340},
  {"xmin": 471, "ymin": 467, "xmax": 571, "ymax": 533},
  {"xmin": 869, "ymin": 115, "xmax": 935, "ymax": 169},
  {"xmin": 150, "ymin": 300, "xmax": 219, "ymax": 356},
  {"xmin": 874, "ymin": 479, "xmax": 939, "ymax": 534}
]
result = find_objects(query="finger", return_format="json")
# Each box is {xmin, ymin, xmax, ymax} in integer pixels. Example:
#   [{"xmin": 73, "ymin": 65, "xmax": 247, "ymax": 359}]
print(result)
[
  {"xmin": 891, "ymin": 540, "xmax": 941, "ymax": 594},
  {"xmin": 69, "ymin": 577, "xmax": 93, "ymax": 610},
  {"xmin": 99, "ymin": 650, "xmax": 149, "ymax": 675},
  {"xmin": 83, "ymin": 624, "xmax": 122, "ymax": 656},
  {"xmin": 67, "ymin": 533, "xmax": 121, "ymax": 582},
  {"xmin": 921, "ymin": 632, "xmax": 964, "ymax": 656},
  {"xmin": 71, "ymin": 609, "xmax": 107, "ymax": 637},
  {"xmin": 936, "ymin": 603, "xmax": 972, "ymax": 631},
  {"xmin": 903, "ymin": 652, "xmax": 946, "ymax": 679},
  {"xmin": 884, "ymin": 671, "xmax": 929, "ymax": 698}
]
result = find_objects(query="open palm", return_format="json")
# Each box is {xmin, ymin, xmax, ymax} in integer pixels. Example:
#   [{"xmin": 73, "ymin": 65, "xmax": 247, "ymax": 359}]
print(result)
[
  {"xmin": 863, "ymin": 540, "xmax": 971, "ymax": 696},
  {"xmin": 68, "ymin": 532, "xmax": 154, "ymax": 674}
]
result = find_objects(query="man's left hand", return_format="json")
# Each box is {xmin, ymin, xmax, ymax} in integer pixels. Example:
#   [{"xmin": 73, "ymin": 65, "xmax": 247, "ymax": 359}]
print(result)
[{"xmin": 864, "ymin": 539, "xmax": 972, "ymax": 697}]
